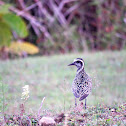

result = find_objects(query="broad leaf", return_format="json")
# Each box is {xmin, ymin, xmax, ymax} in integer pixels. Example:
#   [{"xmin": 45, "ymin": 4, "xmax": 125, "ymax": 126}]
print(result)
[
  {"xmin": 9, "ymin": 41, "xmax": 39, "ymax": 55},
  {"xmin": 0, "ymin": 4, "xmax": 11, "ymax": 14},
  {"xmin": 0, "ymin": 21, "xmax": 12, "ymax": 47},
  {"xmin": 3, "ymin": 13, "xmax": 28, "ymax": 38}
]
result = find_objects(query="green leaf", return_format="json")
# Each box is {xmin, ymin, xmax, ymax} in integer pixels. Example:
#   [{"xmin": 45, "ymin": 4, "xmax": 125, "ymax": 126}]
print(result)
[
  {"xmin": 0, "ymin": 21, "xmax": 12, "ymax": 47},
  {"xmin": 106, "ymin": 118, "xmax": 111, "ymax": 122},
  {"xmin": 0, "ymin": 4, "xmax": 11, "ymax": 14},
  {"xmin": 3, "ymin": 13, "xmax": 28, "ymax": 38}
]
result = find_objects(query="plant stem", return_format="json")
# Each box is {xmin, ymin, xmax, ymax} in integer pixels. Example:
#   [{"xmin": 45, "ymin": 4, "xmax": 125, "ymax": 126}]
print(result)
[{"xmin": 1, "ymin": 81, "xmax": 5, "ymax": 115}]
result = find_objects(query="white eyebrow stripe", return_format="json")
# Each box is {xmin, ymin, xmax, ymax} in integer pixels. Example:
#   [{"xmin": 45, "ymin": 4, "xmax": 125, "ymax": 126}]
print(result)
[
  {"xmin": 74, "ymin": 59, "xmax": 83, "ymax": 63},
  {"xmin": 74, "ymin": 59, "xmax": 85, "ymax": 68},
  {"xmin": 74, "ymin": 59, "xmax": 77, "ymax": 62}
]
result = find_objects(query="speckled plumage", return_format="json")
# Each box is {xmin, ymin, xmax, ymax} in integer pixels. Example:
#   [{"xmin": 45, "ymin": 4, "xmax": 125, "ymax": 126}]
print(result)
[
  {"xmin": 72, "ymin": 68, "xmax": 92, "ymax": 101},
  {"xmin": 68, "ymin": 58, "xmax": 92, "ymax": 108}
]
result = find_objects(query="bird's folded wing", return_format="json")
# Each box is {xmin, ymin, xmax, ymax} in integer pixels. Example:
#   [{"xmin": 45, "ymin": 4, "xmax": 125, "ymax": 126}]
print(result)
[
  {"xmin": 79, "ymin": 93, "xmax": 89, "ymax": 101},
  {"xmin": 72, "ymin": 87, "xmax": 80, "ymax": 98}
]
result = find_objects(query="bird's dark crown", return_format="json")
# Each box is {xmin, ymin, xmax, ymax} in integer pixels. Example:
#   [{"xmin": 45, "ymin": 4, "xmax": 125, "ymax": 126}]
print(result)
[{"xmin": 76, "ymin": 58, "xmax": 84, "ymax": 61}]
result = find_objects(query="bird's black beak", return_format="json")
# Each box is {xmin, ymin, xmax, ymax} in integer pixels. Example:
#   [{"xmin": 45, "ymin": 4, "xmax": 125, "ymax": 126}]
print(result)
[{"xmin": 68, "ymin": 62, "xmax": 75, "ymax": 66}]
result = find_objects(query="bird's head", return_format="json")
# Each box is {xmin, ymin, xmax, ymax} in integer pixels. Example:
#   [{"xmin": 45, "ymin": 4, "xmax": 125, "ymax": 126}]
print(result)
[{"xmin": 68, "ymin": 58, "xmax": 85, "ymax": 69}]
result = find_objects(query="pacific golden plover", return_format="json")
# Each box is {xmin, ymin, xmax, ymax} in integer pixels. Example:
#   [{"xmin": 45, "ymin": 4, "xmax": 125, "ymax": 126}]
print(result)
[{"xmin": 68, "ymin": 58, "xmax": 92, "ymax": 109}]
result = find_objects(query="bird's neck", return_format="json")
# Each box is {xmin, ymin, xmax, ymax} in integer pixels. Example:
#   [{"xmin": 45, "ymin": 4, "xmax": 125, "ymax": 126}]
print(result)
[{"xmin": 77, "ymin": 66, "xmax": 84, "ymax": 74}]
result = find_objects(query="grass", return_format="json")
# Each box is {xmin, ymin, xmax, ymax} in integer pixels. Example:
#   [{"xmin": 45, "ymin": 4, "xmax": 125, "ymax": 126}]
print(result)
[{"xmin": 0, "ymin": 51, "xmax": 126, "ymax": 117}]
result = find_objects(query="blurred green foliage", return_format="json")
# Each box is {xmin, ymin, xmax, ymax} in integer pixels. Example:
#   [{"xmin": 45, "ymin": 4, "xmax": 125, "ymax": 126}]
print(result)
[
  {"xmin": 0, "ymin": 0, "xmax": 126, "ymax": 56},
  {"xmin": 0, "ymin": 4, "xmax": 28, "ymax": 47}
]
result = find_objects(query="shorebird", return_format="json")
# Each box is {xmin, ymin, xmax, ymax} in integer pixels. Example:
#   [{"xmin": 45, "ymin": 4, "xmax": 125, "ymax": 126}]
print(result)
[{"xmin": 68, "ymin": 58, "xmax": 92, "ymax": 109}]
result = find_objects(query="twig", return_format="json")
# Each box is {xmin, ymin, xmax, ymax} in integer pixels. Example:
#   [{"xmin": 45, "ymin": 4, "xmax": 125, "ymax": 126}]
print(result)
[
  {"xmin": 59, "ymin": 0, "xmax": 77, "ymax": 11},
  {"xmin": 17, "ymin": 0, "xmax": 26, "ymax": 9},
  {"xmin": 15, "ymin": 2, "xmax": 39, "ymax": 15},
  {"xmin": 38, "ymin": 97, "xmax": 46, "ymax": 119},
  {"xmin": 0, "ymin": 1, "xmax": 54, "ymax": 43},
  {"xmin": 17, "ymin": 0, "xmax": 40, "ymax": 36},
  {"xmin": 34, "ymin": 0, "xmax": 54, "ymax": 23},
  {"xmin": 50, "ymin": 0, "xmax": 67, "ymax": 27},
  {"xmin": 64, "ymin": 3, "xmax": 80, "ymax": 16}
]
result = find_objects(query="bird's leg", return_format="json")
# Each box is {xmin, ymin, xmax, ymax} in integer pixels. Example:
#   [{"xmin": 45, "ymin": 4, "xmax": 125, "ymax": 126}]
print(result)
[
  {"xmin": 85, "ymin": 98, "xmax": 87, "ymax": 109},
  {"xmin": 75, "ymin": 98, "xmax": 77, "ymax": 107}
]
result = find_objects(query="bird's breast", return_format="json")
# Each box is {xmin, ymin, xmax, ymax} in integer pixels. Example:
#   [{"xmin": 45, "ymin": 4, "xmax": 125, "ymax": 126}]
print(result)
[{"xmin": 72, "ymin": 73, "xmax": 92, "ymax": 96}]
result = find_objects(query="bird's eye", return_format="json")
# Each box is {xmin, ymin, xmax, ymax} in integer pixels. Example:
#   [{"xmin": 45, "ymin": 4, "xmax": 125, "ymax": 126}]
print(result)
[{"xmin": 76, "ymin": 61, "xmax": 80, "ymax": 63}]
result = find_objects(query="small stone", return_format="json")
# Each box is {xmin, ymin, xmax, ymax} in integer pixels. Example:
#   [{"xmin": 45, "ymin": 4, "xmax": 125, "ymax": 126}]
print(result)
[
  {"xmin": 54, "ymin": 113, "xmax": 64, "ymax": 123},
  {"xmin": 39, "ymin": 117, "xmax": 56, "ymax": 126}
]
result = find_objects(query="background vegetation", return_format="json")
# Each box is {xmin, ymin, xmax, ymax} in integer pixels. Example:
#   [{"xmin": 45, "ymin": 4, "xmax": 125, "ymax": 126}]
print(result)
[
  {"xmin": 0, "ymin": 0, "xmax": 126, "ymax": 58},
  {"xmin": 0, "ymin": 0, "xmax": 126, "ymax": 125}
]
